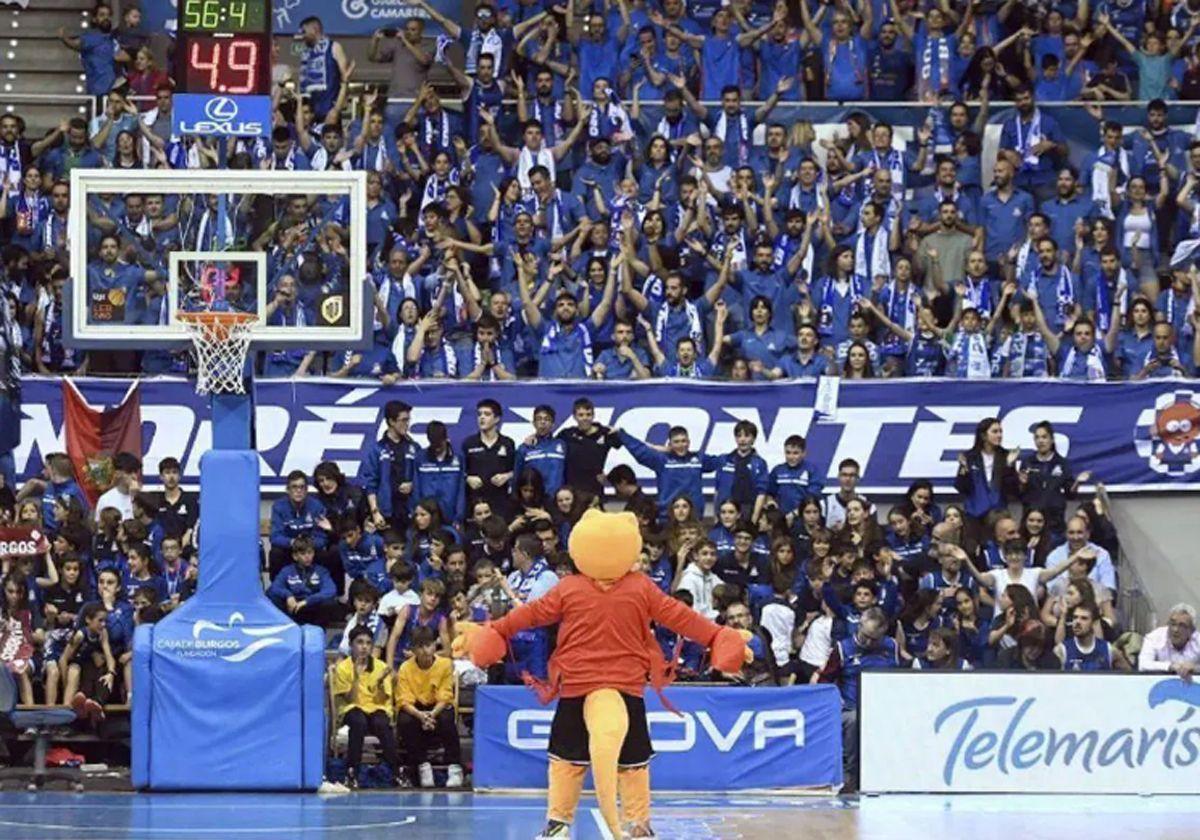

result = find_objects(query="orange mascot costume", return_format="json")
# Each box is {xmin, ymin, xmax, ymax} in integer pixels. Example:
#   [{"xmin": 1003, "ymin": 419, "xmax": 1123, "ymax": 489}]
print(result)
[{"xmin": 465, "ymin": 509, "xmax": 751, "ymax": 839}]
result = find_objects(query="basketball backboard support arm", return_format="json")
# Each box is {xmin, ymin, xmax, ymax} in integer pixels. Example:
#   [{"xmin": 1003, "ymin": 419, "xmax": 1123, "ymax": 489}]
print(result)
[{"xmin": 65, "ymin": 168, "xmax": 373, "ymax": 353}]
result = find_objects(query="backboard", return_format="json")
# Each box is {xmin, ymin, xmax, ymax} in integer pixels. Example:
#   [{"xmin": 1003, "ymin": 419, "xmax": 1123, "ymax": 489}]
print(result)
[{"xmin": 65, "ymin": 168, "xmax": 371, "ymax": 351}]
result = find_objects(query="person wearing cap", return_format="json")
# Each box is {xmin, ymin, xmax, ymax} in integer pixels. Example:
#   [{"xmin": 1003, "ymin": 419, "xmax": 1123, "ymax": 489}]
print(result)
[
  {"xmin": 297, "ymin": 16, "xmax": 350, "ymax": 124},
  {"xmin": 413, "ymin": 0, "xmax": 509, "ymax": 78}
]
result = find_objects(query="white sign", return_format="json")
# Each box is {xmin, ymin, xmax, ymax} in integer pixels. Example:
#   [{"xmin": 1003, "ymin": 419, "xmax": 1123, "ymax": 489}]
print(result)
[{"xmin": 860, "ymin": 672, "xmax": 1200, "ymax": 794}]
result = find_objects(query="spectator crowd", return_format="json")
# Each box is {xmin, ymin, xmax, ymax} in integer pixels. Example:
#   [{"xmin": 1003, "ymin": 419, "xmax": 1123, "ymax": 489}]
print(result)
[
  {"xmin": 3, "ymin": 0, "xmax": 1200, "ymax": 794},
  {"xmin": 2, "ymin": 3, "xmax": 1200, "ymax": 382},
  {"xmin": 4, "ymin": 396, "xmax": 1200, "ymax": 788}
]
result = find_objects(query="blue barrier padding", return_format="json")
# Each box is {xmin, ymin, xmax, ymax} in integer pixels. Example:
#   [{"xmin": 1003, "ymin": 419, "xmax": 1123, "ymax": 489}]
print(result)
[{"xmin": 132, "ymin": 449, "xmax": 325, "ymax": 790}]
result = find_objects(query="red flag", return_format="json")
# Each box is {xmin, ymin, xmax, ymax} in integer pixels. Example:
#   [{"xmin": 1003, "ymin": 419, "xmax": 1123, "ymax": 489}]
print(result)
[{"xmin": 62, "ymin": 379, "xmax": 142, "ymax": 506}]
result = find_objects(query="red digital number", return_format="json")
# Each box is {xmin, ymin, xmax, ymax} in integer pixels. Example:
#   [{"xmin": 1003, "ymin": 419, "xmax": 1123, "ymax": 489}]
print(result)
[{"xmin": 189, "ymin": 37, "xmax": 259, "ymax": 94}]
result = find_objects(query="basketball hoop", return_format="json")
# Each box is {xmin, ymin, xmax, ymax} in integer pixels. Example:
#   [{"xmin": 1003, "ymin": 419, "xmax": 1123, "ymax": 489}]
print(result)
[{"xmin": 176, "ymin": 311, "xmax": 257, "ymax": 395}]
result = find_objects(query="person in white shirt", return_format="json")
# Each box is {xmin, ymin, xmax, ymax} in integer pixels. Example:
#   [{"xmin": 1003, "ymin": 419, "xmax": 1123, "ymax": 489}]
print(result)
[
  {"xmin": 1138, "ymin": 604, "xmax": 1200, "ymax": 679},
  {"xmin": 821, "ymin": 458, "xmax": 874, "ymax": 530},
  {"xmin": 675, "ymin": 539, "xmax": 724, "ymax": 619},
  {"xmin": 378, "ymin": 564, "xmax": 421, "ymax": 619},
  {"xmin": 1043, "ymin": 515, "xmax": 1115, "ymax": 598},
  {"xmin": 94, "ymin": 451, "xmax": 141, "ymax": 523}
]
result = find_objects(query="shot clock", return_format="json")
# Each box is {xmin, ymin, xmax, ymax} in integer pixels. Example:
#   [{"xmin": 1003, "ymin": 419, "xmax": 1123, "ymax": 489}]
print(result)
[{"xmin": 176, "ymin": 0, "xmax": 272, "ymax": 97}]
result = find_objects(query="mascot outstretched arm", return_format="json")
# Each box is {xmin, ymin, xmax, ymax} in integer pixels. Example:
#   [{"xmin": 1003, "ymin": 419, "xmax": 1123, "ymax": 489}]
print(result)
[{"xmin": 464, "ymin": 510, "xmax": 750, "ymax": 839}]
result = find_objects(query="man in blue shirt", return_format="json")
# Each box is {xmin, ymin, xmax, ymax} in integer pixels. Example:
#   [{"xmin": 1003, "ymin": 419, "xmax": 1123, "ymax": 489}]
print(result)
[
  {"xmin": 1040, "ymin": 168, "xmax": 1097, "ymax": 262},
  {"xmin": 593, "ymin": 319, "xmax": 653, "ymax": 379},
  {"xmin": 867, "ymin": 22, "xmax": 914, "ymax": 101},
  {"xmin": 86, "ymin": 234, "xmax": 145, "ymax": 326},
  {"xmin": 980, "ymin": 158, "xmax": 1036, "ymax": 269},
  {"xmin": 998, "ymin": 86, "xmax": 1067, "ymax": 205},
  {"xmin": 59, "ymin": 5, "xmax": 127, "ymax": 96},
  {"xmin": 267, "ymin": 536, "xmax": 341, "ymax": 628},
  {"xmin": 41, "ymin": 118, "xmax": 103, "ymax": 181},
  {"xmin": 518, "ymin": 254, "xmax": 614, "ymax": 379}
]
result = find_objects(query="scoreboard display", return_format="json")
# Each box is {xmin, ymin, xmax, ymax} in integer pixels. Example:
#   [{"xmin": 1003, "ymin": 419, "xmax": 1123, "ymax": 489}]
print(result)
[{"xmin": 176, "ymin": 0, "xmax": 271, "ymax": 96}]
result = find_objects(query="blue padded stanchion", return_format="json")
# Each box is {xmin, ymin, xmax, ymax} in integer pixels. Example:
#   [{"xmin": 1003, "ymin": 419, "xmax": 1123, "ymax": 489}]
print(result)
[{"xmin": 132, "ymin": 449, "xmax": 325, "ymax": 789}]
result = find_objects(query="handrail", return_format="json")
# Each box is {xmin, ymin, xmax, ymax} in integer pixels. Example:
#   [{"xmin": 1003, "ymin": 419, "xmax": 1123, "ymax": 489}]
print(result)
[{"xmin": 3, "ymin": 92, "xmax": 97, "ymax": 125}]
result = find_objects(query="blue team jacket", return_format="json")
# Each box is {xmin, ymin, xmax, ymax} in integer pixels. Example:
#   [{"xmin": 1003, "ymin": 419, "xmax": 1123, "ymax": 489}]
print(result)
[
  {"xmin": 712, "ymin": 449, "xmax": 770, "ymax": 509},
  {"xmin": 412, "ymin": 447, "xmax": 465, "ymax": 524},
  {"xmin": 269, "ymin": 496, "xmax": 328, "ymax": 550},
  {"xmin": 767, "ymin": 459, "xmax": 825, "ymax": 514},
  {"xmin": 618, "ymin": 430, "xmax": 721, "ymax": 513},
  {"xmin": 513, "ymin": 435, "xmax": 567, "ymax": 496},
  {"xmin": 267, "ymin": 562, "xmax": 336, "ymax": 605},
  {"xmin": 339, "ymin": 532, "xmax": 389, "ymax": 593},
  {"xmin": 360, "ymin": 434, "xmax": 417, "ymax": 518}
]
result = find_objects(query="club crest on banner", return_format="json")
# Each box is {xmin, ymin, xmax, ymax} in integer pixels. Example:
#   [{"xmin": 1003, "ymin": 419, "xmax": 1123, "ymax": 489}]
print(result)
[{"xmin": 1134, "ymin": 390, "xmax": 1200, "ymax": 475}]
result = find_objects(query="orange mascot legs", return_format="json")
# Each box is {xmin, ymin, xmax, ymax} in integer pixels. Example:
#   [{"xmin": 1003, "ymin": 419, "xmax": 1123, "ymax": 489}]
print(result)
[
  {"xmin": 546, "ymin": 760, "xmax": 588, "ymax": 824},
  {"xmin": 583, "ymin": 688, "xmax": 628, "ymax": 838},
  {"xmin": 618, "ymin": 765, "xmax": 652, "ymax": 834}
]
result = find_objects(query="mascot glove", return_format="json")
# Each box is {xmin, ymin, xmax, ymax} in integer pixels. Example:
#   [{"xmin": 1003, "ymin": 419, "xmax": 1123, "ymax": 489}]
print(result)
[
  {"xmin": 710, "ymin": 626, "xmax": 755, "ymax": 675},
  {"xmin": 458, "ymin": 621, "xmax": 508, "ymax": 668}
]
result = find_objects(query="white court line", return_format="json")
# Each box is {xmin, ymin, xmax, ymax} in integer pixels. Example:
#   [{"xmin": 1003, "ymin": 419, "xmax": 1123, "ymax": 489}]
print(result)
[
  {"xmin": 0, "ymin": 803, "xmax": 547, "ymax": 811},
  {"xmin": 0, "ymin": 817, "xmax": 418, "ymax": 834},
  {"xmin": 589, "ymin": 809, "xmax": 617, "ymax": 840}
]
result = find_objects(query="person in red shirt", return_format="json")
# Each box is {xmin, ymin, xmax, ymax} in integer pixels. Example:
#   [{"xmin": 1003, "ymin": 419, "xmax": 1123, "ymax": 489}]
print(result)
[{"xmin": 465, "ymin": 509, "xmax": 749, "ymax": 840}]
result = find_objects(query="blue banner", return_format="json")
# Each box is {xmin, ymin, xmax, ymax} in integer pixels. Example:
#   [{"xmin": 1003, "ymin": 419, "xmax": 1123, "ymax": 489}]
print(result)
[
  {"xmin": 473, "ymin": 685, "xmax": 843, "ymax": 791},
  {"xmin": 173, "ymin": 94, "xmax": 272, "ymax": 137},
  {"xmin": 12, "ymin": 377, "xmax": 1200, "ymax": 493}
]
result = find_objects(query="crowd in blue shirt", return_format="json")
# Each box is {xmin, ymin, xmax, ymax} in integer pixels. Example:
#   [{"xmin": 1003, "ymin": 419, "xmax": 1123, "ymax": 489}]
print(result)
[{"xmin": 6, "ymin": 1, "xmax": 1200, "ymax": 388}]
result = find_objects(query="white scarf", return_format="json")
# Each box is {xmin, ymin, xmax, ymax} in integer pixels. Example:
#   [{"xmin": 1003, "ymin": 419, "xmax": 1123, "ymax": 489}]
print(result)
[
  {"xmin": 818, "ymin": 275, "xmax": 866, "ymax": 336},
  {"xmin": 588, "ymin": 98, "xmax": 629, "ymax": 140},
  {"xmin": 883, "ymin": 280, "xmax": 917, "ymax": 339},
  {"xmin": 1013, "ymin": 108, "xmax": 1043, "ymax": 169},
  {"xmin": 466, "ymin": 27, "xmax": 504, "ymax": 75},
  {"xmin": 517, "ymin": 145, "xmax": 554, "ymax": 193},
  {"xmin": 375, "ymin": 270, "xmax": 417, "ymax": 331},
  {"xmin": 1091, "ymin": 143, "xmax": 1129, "ymax": 220},
  {"xmin": 532, "ymin": 98, "xmax": 564, "ymax": 144},
  {"xmin": 271, "ymin": 143, "xmax": 299, "ymax": 171},
  {"xmin": 854, "ymin": 226, "xmax": 891, "ymax": 285},
  {"xmin": 1061, "ymin": 343, "xmax": 1107, "ymax": 381},
  {"xmin": 951, "ymin": 331, "xmax": 992, "ymax": 378},
  {"xmin": 654, "ymin": 297, "xmax": 705, "ymax": 350},
  {"xmin": 194, "ymin": 206, "xmax": 234, "ymax": 250},
  {"xmin": 919, "ymin": 33, "xmax": 952, "ymax": 97},
  {"xmin": 0, "ymin": 141, "xmax": 21, "ymax": 191},
  {"xmin": 1144, "ymin": 345, "xmax": 1184, "ymax": 377},
  {"xmin": 1016, "ymin": 238, "xmax": 1034, "ymax": 281},
  {"xmin": 424, "ymin": 110, "xmax": 451, "ymax": 150},
  {"xmin": 419, "ymin": 169, "xmax": 460, "ymax": 218},
  {"xmin": 713, "ymin": 109, "xmax": 751, "ymax": 165},
  {"xmin": 869, "ymin": 149, "xmax": 906, "ymax": 194}
]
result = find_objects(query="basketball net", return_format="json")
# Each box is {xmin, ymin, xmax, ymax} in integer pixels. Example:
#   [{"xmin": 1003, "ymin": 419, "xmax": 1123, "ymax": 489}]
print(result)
[{"xmin": 176, "ymin": 311, "xmax": 256, "ymax": 395}]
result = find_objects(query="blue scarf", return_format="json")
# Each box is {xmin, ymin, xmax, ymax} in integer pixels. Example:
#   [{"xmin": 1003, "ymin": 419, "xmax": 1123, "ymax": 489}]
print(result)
[{"xmin": 817, "ymin": 275, "xmax": 866, "ymax": 337}]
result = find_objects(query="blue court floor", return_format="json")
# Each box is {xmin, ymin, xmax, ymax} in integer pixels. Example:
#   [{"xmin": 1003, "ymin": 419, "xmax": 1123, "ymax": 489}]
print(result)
[{"xmin": 1, "ymin": 791, "xmax": 1198, "ymax": 840}]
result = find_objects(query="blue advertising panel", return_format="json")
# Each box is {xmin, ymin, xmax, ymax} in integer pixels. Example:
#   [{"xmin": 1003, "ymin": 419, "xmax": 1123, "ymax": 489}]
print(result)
[
  {"xmin": 12, "ymin": 378, "xmax": 1200, "ymax": 493},
  {"xmin": 173, "ymin": 93, "xmax": 272, "ymax": 137},
  {"xmin": 473, "ymin": 685, "xmax": 844, "ymax": 791}
]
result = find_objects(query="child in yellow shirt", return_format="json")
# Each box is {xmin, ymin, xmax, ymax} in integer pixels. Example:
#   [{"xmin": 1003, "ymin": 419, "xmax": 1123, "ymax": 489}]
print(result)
[
  {"xmin": 395, "ymin": 625, "xmax": 464, "ymax": 787},
  {"xmin": 332, "ymin": 625, "xmax": 402, "ymax": 788}
]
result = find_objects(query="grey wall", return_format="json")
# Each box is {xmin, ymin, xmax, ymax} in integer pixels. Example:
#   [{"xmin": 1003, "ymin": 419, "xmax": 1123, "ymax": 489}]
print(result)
[{"xmin": 1110, "ymin": 495, "xmax": 1200, "ymax": 630}]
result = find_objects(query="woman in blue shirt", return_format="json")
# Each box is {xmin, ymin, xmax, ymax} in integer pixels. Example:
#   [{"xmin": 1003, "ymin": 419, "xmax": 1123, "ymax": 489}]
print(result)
[
  {"xmin": 1108, "ymin": 296, "xmax": 1156, "ymax": 378},
  {"xmin": 953, "ymin": 418, "xmax": 1020, "ymax": 549}
]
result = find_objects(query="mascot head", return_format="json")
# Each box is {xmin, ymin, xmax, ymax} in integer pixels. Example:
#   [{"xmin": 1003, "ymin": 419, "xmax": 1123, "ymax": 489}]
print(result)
[{"xmin": 568, "ymin": 509, "xmax": 643, "ymax": 583}]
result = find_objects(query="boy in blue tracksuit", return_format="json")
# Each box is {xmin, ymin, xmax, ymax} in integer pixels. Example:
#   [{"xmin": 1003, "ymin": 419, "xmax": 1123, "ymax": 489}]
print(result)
[
  {"xmin": 337, "ymin": 519, "xmax": 389, "ymax": 595},
  {"xmin": 360, "ymin": 400, "xmax": 418, "ymax": 533},
  {"xmin": 267, "ymin": 535, "xmax": 341, "ymax": 627},
  {"xmin": 712, "ymin": 420, "xmax": 770, "ymax": 520},
  {"xmin": 411, "ymin": 421, "xmax": 465, "ymax": 525},
  {"xmin": 269, "ymin": 470, "xmax": 330, "ymax": 577},
  {"xmin": 617, "ymin": 426, "xmax": 722, "ymax": 515},
  {"xmin": 767, "ymin": 434, "xmax": 825, "ymax": 517},
  {"xmin": 512, "ymin": 404, "xmax": 566, "ymax": 495}
]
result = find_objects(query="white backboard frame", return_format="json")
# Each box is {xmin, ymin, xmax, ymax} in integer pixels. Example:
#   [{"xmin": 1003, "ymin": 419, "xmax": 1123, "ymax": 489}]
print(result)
[{"xmin": 67, "ymin": 168, "xmax": 368, "ymax": 349}]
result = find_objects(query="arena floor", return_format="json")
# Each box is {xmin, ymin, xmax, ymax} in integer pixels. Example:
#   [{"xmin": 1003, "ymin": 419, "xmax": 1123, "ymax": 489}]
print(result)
[{"xmin": 1, "ymin": 791, "xmax": 1198, "ymax": 840}]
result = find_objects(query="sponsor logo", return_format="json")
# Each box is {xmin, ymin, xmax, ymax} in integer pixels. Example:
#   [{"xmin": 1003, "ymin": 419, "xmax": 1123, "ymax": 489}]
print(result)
[
  {"xmin": 507, "ymin": 709, "xmax": 805, "ymax": 753},
  {"xmin": 933, "ymin": 681, "xmax": 1200, "ymax": 785},
  {"xmin": 0, "ymin": 527, "xmax": 45, "ymax": 556},
  {"xmin": 177, "ymin": 96, "xmax": 267, "ymax": 137},
  {"xmin": 1134, "ymin": 390, "xmax": 1200, "ymax": 475},
  {"xmin": 342, "ymin": 0, "xmax": 369, "ymax": 19},
  {"xmin": 154, "ymin": 611, "xmax": 294, "ymax": 662}
]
